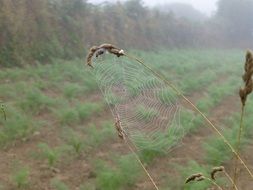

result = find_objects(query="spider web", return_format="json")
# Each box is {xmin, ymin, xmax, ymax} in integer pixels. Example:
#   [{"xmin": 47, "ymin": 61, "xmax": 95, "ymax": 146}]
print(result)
[{"xmin": 91, "ymin": 52, "xmax": 197, "ymax": 153}]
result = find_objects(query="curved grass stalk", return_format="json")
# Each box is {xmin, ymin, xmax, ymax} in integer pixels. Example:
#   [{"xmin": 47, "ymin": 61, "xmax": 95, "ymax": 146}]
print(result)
[{"xmin": 124, "ymin": 53, "xmax": 253, "ymax": 180}]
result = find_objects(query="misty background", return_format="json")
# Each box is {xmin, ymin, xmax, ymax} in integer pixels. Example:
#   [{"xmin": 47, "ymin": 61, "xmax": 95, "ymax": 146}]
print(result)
[
  {"xmin": 0, "ymin": 0, "xmax": 253, "ymax": 66},
  {"xmin": 89, "ymin": 0, "xmax": 218, "ymax": 16}
]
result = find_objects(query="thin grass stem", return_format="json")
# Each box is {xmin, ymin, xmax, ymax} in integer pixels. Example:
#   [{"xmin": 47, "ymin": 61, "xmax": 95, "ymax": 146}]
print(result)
[
  {"xmin": 223, "ymin": 170, "xmax": 239, "ymax": 190},
  {"xmin": 204, "ymin": 177, "xmax": 224, "ymax": 190},
  {"xmin": 124, "ymin": 138, "xmax": 159, "ymax": 190},
  {"xmin": 233, "ymin": 104, "xmax": 245, "ymax": 189}
]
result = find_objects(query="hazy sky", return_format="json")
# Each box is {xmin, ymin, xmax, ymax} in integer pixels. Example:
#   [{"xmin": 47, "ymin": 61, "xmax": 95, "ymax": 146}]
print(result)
[{"xmin": 88, "ymin": 0, "xmax": 219, "ymax": 16}]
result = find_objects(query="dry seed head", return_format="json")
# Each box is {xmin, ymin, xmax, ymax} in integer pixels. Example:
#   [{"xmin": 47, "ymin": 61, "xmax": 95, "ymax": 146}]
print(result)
[
  {"xmin": 185, "ymin": 173, "xmax": 204, "ymax": 184},
  {"xmin": 211, "ymin": 166, "xmax": 225, "ymax": 180},
  {"xmin": 239, "ymin": 50, "xmax": 253, "ymax": 105},
  {"xmin": 196, "ymin": 176, "xmax": 205, "ymax": 182},
  {"xmin": 114, "ymin": 114, "xmax": 125, "ymax": 140},
  {"xmin": 86, "ymin": 46, "xmax": 98, "ymax": 67},
  {"xmin": 86, "ymin": 43, "xmax": 125, "ymax": 67}
]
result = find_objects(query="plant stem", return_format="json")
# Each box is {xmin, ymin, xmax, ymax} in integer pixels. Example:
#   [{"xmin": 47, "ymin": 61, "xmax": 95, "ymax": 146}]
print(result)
[
  {"xmin": 223, "ymin": 170, "xmax": 239, "ymax": 190},
  {"xmin": 124, "ymin": 138, "xmax": 159, "ymax": 190},
  {"xmin": 204, "ymin": 177, "xmax": 224, "ymax": 190},
  {"xmin": 124, "ymin": 53, "xmax": 253, "ymax": 179},
  {"xmin": 233, "ymin": 104, "xmax": 245, "ymax": 189}
]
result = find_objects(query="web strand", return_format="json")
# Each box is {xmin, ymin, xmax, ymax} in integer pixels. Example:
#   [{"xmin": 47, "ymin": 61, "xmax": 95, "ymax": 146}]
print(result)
[{"xmin": 92, "ymin": 53, "xmax": 195, "ymax": 153}]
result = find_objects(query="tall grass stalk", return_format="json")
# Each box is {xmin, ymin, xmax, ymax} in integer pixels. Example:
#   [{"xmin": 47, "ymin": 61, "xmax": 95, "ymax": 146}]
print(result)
[
  {"xmin": 232, "ymin": 105, "xmax": 245, "ymax": 188},
  {"xmin": 233, "ymin": 50, "xmax": 253, "ymax": 188}
]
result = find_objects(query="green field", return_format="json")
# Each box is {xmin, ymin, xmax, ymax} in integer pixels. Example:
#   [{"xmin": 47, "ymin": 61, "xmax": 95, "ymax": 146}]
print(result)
[{"xmin": 0, "ymin": 49, "xmax": 253, "ymax": 190}]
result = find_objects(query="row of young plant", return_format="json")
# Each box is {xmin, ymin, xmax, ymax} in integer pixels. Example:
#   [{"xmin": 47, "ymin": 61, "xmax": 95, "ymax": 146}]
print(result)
[
  {"xmin": 0, "ymin": 50, "xmax": 244, "ymax": 189},
  {"xmin": 0, "ymin": 58, "xmax": 102, "ymax": 147},
  {"xmin": 0, "ymin": 59, "xmax": 110, "ymax": 188},
  {"xmin": 0, "ymin": 120, "xmax": 116, "ymax": 189}
]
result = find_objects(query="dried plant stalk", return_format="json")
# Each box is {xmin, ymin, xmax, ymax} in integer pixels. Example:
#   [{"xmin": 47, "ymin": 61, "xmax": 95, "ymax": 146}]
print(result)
[{"xmin": 233, "ymin": 50, "xmax": 253, "ymax": 189}]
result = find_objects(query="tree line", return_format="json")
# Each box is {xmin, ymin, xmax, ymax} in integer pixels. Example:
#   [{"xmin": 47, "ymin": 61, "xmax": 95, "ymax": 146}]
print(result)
[{"xmin": 0, "ymin": 0, "xmax": 252, "ymax": 66}]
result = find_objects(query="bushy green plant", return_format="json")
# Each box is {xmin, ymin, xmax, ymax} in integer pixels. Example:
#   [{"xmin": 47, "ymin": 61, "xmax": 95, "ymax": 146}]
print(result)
[
  {"xmin": 0, "ymin": 106, "xmax": 35, "ymax": 146},
  {"xmin": 203, "ymin": 120, "xmax": 248, "ymax": 166},
  {"xmin": 196, "ymin": 98, "xmax": 214, "ymax": 113},
  {"xmin": 65, "ymin": 129, "xmax": 85, "ymax": 155},
  {"xmin": 19, "ymin": 88, "xmax": 54, "ymax": 115},
  {"xmin": 85, "ymin": 122, "xmax": 115, "ymax": 148},
  {"xmin": 12, "ymin": 167, "xmax": 30, "ymax": 188},
  {"xmin": 95, "ymin": 154, "xmax": 140, "ymax": 190},
  {"xmin": 63, "ymin": 83, "xmax": 83, "ymax": 99},
  {"xmin": 77, "ymin": 103, "xmax": 103, "ymax": 121},
  {"xmin": 51, "ymin": 179, "xmax": 69, "ymax": 190},
  {"xmin": 38, "ymin": 143, "xmax": 61, "ymax": 167},
  {"xmin": 58, "ymin": 108, "xmax": 80, "ymax": 126}
]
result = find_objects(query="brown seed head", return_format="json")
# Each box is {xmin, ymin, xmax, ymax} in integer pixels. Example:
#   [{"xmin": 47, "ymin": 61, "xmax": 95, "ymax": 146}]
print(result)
[
  {"xmin": 240, "ymin": 50, "xmax": 253, "ymax": 105},
  {"xmin": 211, "ymin": 166, "xmax": 225, "ymax": 180},
  {"xmin": 86, "ymin": 43, "xmax": 125, "ymax": 67},
  {"xmin": 185, "ymin": 173, "xmax": 204, "ymax": 184},
  {"xmin": 196, "ymin": 176, "xmax": 205, "ymax": 182},
  {"xmin": 86, "ymin": 46, "xmax": 98, "ymax": 68}
]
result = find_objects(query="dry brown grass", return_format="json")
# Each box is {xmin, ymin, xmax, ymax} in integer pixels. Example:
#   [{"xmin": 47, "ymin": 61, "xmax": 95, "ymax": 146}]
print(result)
[{"xmin": 86, "ymin": 43, "xmax": 125, "ymax": 67}]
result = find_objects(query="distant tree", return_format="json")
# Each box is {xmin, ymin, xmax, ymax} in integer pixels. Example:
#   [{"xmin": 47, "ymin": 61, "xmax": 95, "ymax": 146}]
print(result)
[
  {"xmin": 157, "ymin": 3, "xmax": 207, "ymax": 22},
  {"xmin": 216, "ymin": 0, "xmax": 253, "ymax": 47}
]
